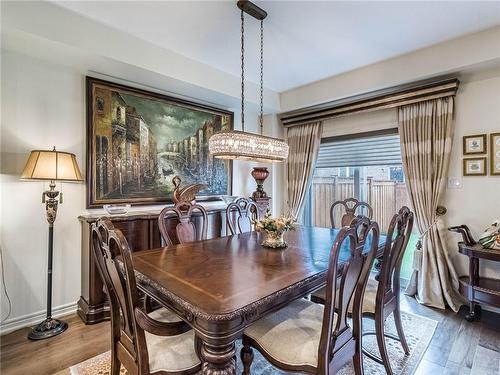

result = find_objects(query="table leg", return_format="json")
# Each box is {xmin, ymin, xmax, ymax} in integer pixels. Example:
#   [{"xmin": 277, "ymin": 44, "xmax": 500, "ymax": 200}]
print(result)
[{"xmin": 200, "ymin": 338, "xmax": 237, "ymax": 375}]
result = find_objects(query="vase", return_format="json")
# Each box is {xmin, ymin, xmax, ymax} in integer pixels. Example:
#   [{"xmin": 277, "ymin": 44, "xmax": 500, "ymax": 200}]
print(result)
[
  {"xmin": 251, "ymin": 167, "xmax": 269, "ymax": 200},
  {"xmin": 262, "ymin": 230, "xmax": 287, "ymax": 249}
]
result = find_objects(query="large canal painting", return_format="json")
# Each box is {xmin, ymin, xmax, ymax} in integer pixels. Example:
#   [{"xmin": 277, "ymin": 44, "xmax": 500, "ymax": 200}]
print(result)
[{"xmin": 86, "ymin": 77, "xmax": 233, "ymax": 208}]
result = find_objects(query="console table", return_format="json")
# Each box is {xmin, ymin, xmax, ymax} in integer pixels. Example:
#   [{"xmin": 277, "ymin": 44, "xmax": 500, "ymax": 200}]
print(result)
[
  {"xmin": 458, "ymin": 243, "xmax": 500, "ymax": 321},
  {"xmin": 78, "ymin": 205, "xmax": 229, "ymax": 324}
]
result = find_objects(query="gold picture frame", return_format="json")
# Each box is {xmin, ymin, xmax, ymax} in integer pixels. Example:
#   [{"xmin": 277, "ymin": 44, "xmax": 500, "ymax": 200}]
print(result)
[
  {"xmin": 463, "ymin": 134, "xmax": 487, "ymax": 155},
  {"xmin": 463, "ymin": 157, "xmax": 487, "ymax": 176},
  {"xmin": 490, "ymin": 132, "xmax": 500, "ymax": 176}
]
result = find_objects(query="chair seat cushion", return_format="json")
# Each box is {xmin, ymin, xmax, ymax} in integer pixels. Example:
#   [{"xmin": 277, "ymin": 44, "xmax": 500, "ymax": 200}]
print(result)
[
  {"xmin": 311, "ymin": 274, "xmax": 378, "ymax": 314},
  {"xmin": 145, "ymin": 308, "xmax": 200, "ymax": 373},
  {"xmin": 244, "ymin": 298, "xmax": 336, "ymax": 368}
]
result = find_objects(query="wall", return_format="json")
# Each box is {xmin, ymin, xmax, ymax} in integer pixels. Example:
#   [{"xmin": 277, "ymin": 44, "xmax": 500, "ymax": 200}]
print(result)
[
  {"xmin": 0, "ymin": 49, "xmax": 278, "ymax": 333},
  {"xmin": 280, "ymin": 26, "xmax": 500, "ymax": 111},
  {"xmin": 445, "ymin": 74, "xmax": 500, "ymax": 279}
]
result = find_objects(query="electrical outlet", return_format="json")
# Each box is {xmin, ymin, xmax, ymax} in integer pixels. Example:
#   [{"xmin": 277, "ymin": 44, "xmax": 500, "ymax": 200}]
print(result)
[{"xmin": 448, "ymin": 177, "xmax": 462, "ymax": 189}]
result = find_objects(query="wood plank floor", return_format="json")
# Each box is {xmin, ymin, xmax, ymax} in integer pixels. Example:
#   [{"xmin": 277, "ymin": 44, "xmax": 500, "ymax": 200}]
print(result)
[{"xmin": 1, "ymin": 295, "xmax": 499, "ymax": 375}]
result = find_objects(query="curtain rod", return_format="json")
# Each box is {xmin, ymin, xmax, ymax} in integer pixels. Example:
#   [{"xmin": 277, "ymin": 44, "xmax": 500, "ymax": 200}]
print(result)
[{"xmin": 280, "ymin": 76, "xmax": 460, "ymax": 127}]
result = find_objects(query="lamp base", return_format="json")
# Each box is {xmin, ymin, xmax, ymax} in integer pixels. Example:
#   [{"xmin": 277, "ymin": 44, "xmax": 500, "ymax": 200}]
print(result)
[{"xmin": 27, "ymin": 318, "xmax": 68, "ymax": 340}]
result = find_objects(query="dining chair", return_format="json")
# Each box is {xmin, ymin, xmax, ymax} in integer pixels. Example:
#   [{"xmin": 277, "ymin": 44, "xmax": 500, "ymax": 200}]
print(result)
[
  {"xmin": 311, "ymin": 206, "xmax": 414, "ymax": 375},
  {"xmin": 158, "ymin": 201, "xmax": 208, "ymax": 246},
  {"xmin": 361, "ymin": 206, "xmax": 414, "ymax": 374},
  {"xmin": 91, "ymin": 218, "xmax": 201, "ymax": 375},
  {"xmin": 241, "ymin": 216, "xmax": 380, "ymax": 375},
  {"xmin": 330, "ymin": 198, "xmax": 373, "ymax": 229},
  {"xmin": 226, "ymin": 197, "xmax": 257, "ymax": 235}
]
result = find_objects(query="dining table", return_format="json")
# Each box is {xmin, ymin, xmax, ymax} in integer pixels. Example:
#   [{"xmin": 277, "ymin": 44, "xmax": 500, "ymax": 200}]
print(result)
[{"xmin": 131, "ymin": 225, "xmax": 386, "ymax": 375}]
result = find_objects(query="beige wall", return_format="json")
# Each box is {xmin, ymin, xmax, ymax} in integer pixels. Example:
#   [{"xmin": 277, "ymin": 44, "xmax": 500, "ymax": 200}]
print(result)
[
  {"xmin": 445, "ymin": 74, "xmax": 500, "ymax": 279},
  {"xmin": 280, "ymin": 26, "xmax": 500, "ymax": 111}
]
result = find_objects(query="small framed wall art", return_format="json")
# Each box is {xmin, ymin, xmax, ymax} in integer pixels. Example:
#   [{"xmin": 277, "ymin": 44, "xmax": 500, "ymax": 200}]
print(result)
[
  {"xmin": 463, "ymin": 157, "xmax": 487, "ymax": 176},
  {"xmin": 490, "ymin": 132, "xmax": 500, "ymax": 176},
  {"xmin": 463, "ymin": 134, "xmax": 487, "ymax": 155}
]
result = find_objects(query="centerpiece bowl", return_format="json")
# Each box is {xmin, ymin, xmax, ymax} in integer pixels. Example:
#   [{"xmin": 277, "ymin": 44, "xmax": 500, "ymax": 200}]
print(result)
[{"xmin": 255, "ymin": 212, "xmax": 295, "ymax": 249}]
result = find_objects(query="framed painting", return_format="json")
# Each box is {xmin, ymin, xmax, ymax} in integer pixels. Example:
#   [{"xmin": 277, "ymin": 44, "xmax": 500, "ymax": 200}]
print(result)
[
  {"xmin": 86, "ymin": 77, "xmax": 233, "ymax": 208},
  {"xmin": 463, "ymin": 157, "xmax": 487, "ymax": 176},
  {"xmin": 463, "ymin": 134, "xmax": 487, "ymax": 155},
  {"xmin": 490, "ymin": 132, "xmax": 500, "ymax": 176}
]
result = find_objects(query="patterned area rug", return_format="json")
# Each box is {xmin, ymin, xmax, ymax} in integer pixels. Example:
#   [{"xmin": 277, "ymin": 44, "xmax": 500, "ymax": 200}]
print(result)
[{"xmin": 69, "ymin": 312, "xmax": 436, "ymax": 375}]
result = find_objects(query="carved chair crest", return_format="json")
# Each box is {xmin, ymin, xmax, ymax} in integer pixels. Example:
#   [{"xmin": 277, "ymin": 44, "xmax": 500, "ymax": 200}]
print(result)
[
  {"xmin": 330, "ymin": 198, "xmax": 373, "ymax": 228},
  {"xmin": 159, "ymin": 201, "xmax": 208, "ymax": 246},
  {"xmin": 226, "ymin": 197, "xmax": 258, "ymax": 235}
]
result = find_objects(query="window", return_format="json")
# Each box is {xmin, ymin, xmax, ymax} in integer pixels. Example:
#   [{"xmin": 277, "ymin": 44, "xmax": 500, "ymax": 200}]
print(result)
[{"xmin": 303, "ymin": 131, "xmax": 416, "ymax": 280}]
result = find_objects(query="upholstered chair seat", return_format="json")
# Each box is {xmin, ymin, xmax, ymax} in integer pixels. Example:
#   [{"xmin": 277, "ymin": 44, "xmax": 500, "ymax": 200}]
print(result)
[
  {"xmin": 244, "ymin": 298, "xmax": 336, "ymax": 368},
  {"xmin": 311, "ymin": 274, "xmax": 378, "ymax": 314},
  {"xmin": 145, "ymin": 309, "xmax": 200, "ymax": 373}
]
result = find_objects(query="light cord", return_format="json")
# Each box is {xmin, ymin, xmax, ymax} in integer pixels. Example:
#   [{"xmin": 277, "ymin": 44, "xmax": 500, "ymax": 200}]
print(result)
[
  {"xmin": 240, "ymin": 10, "xmax": 245, "ymax": 132},
  {"xmin": 259, "ymin": 19, "xmax": 264, "ymax": 135},
  {"xmin": 0, "ymin": 245, "xmax": 12, "ymax": 323}
]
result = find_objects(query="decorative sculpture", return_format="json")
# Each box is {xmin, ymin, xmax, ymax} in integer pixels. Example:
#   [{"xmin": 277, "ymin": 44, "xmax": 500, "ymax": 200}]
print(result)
[{"xmin": 172, "ymin": 176, "xmax": 207, "ymax": 204}]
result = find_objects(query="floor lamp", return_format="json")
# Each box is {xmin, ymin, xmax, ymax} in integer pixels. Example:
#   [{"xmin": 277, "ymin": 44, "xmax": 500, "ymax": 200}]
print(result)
[{"xmin": 21, "ymin": 147, "xmax": 83, "ymax": 340}]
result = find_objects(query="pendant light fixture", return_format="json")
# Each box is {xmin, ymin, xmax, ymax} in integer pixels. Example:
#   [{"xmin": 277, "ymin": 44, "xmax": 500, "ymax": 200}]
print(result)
[{"xmin": 209, "ymin": 0, "xmax": 289, "ymax": 163}]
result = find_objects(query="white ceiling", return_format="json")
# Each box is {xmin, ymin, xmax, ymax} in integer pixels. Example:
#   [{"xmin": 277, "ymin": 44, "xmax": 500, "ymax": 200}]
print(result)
[{"xmin": 53, "ymin": 1, "xmax": 500, "ymax": 92}]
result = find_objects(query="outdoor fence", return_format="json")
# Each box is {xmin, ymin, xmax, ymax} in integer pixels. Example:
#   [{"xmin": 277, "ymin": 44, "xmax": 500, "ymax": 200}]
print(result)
[{"xmin": 309, "ymin": 176, "xmax": 411, "ymax": 232}]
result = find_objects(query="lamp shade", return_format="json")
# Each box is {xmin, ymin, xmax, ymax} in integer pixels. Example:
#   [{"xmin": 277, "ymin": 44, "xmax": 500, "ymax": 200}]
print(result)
[{"xmin": 21, "ymin": 149, "xmax": 83, "ymax": 182}]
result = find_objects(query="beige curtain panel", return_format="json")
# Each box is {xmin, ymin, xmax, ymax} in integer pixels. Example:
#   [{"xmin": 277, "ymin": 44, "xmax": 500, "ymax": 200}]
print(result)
[
  {"xmin": 398, "ymin": 97, "xmax": 460, "ymax": 311},
  {"xmin": 285, "ymin": 121, "xmax": 323, "ymax": 219}
]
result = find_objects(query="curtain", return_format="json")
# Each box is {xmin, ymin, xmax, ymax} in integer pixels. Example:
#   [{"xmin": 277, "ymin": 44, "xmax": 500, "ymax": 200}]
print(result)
[
  {"xmin": 285, "ymin": 121, "xmax": 322, "ymax": 220},
  {"xmin": 398, "ymin": 97, "xmax": 460, "ymax": 311}
]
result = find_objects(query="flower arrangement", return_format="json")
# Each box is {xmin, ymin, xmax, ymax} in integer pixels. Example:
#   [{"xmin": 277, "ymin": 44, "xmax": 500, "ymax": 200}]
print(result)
[{"xmin": 255, "ymin": 211, "xmax": 296, "ymax": 248}]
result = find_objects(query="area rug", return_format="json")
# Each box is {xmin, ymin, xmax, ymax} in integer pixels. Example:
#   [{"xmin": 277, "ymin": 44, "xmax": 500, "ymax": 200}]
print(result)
[{"xmin": 69, "ymin": 311, "xmax": 436, "ymax": 375}]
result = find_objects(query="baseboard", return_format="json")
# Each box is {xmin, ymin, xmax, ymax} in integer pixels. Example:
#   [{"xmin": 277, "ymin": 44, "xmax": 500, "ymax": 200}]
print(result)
[{"xmin": 0, "ymin": 302, "xmax": 77, "ymax": 335}]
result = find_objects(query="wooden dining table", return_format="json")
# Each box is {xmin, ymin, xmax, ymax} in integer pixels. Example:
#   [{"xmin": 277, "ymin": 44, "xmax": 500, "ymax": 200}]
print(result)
[{"xmin": 131, "ymin": 226, "xmax": 386, "ymax": 374}]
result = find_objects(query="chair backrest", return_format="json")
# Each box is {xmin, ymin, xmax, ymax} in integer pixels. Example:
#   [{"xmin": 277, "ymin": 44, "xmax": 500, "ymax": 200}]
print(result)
[
  {"xmin": 158, "ymin": 202, "xmax": 208, "ymax": 246},
  {"xmin": 226, "ymin": 197, "xmax": 257, "ymax": 235},
  {"xmin": 317, "ymin": 216, "xmax": 380, "ymax": 374},
  {"xmin": 91, "ymin": 219, "xmax": 149, "ymax": 373},
  {"xmin": 377, "ymin": 206, "xmax": 414, "ymax": 302},
  {"xmin": 330, "ymin": 198, "xmax": 373, "ymax": 228}
]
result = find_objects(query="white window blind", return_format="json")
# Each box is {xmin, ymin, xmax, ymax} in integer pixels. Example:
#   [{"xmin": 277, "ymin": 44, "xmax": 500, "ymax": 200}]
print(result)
[{"xmin": 316, "ymin": 133, "xmax": 402, "ymax": 168}]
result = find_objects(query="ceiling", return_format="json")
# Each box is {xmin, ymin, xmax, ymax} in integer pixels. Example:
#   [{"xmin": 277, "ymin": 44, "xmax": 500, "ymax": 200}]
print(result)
[{"xmin": 53, "ymin": 1, "xmax": 500, "ymax": 92}]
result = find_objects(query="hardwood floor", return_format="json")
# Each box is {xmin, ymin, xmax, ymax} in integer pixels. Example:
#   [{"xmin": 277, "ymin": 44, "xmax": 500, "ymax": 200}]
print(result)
[
  {"xmin": 1, "ymin": 295, "xmax": 499, "ymax": 375},
  {"xmin": 0, "ymin": 314, "xmax": 109, "ymax": 375}
]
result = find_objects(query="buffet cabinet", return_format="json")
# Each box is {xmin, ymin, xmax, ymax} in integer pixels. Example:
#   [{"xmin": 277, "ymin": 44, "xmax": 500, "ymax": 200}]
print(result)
[{"xmin": 77, "ymin": 206, "xmax": 227, "ymax": 324}]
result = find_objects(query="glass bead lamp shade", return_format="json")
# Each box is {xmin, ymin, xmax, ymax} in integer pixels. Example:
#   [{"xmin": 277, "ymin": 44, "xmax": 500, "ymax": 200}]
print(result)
[
  {"xmin": 21, "ymin": 149, "xmax": 83, "ymax": 182},
  {"xmin": 209, "ymin": 130, "xmax": 289, "ymax": 163}
]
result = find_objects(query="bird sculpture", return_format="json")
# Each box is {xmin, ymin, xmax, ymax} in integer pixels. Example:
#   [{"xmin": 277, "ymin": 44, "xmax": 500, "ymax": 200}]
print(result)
[{"xmin": 171, "ymin": 176, "xmax": 207, "ymax": 204}]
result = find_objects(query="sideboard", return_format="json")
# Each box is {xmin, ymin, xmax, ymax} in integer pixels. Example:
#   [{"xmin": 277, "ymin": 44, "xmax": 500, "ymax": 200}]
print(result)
[
  {"xmin": 77, "ymin": 205, "xmax": 228, "ymax": 324},
  {"xmin": 77, "ymin": 198, "xmax": 271, "ymax": 324}
]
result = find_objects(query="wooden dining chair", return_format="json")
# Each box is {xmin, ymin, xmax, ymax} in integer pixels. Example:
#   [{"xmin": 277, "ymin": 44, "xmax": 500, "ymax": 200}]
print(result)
[
  {"xmin": 241, "ymin": 216, "xmax": 380, "ymax": 375},
  {"xmin": 91, "ymin": 219, "xmax": 201, "ymax": 375},
  {"xmin": 226, "ymin": 197, "xmax": 257, "ymax": 235},
  {"xmin": 158, "ymin": 201, "xmax": 208, "ymax": 246},
  {"xmin": 311, "ymin": 206, "xmax": 414, "ymax": 375},
  {"xmin": 360, "ymin": 206, "xmax": 414, "ymax": 375},
  {"xmin": 330, "ymin": 198, "xmax": 373, "ymax": 228}
]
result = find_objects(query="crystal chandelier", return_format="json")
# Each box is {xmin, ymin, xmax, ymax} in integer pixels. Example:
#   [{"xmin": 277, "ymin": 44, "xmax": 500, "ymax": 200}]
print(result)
[{"xmin": 209, "ymin": 0, "xmax": 289, "ymax": 163}]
